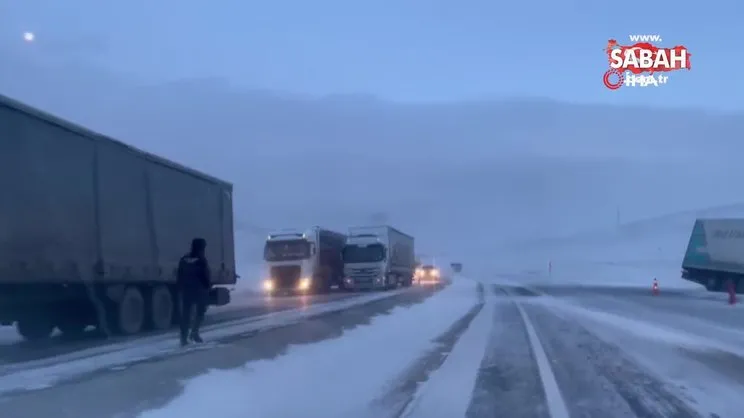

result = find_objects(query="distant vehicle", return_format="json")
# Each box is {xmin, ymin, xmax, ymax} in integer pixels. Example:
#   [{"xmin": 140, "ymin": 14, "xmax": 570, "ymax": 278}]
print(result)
[
  {"xmin": 450, "ymin": 262, "xmax": 463, "ymax": 273},
  {"xmin": 0, "ymin": 94, "xmax": 237, "ymax": 341},
  {"xmin": 416, "ymin": 265, "xmax": 441, "ymax": 285},
  {"xmin": 682, "ymin": 218, "xmax": 744, "ymax": 293},
  {"xmin": 263, "ymin": 227, "xmax": 346, "ymax": 295},
  {"xmin": 342, "ymin": 225, "xmax": 415, "ymax": 290}
]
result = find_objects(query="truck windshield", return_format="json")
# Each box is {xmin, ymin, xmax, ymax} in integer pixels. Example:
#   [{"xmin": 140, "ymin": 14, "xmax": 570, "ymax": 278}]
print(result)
[
  {"xmin": 343, "ymin": 244, "xmax": 386, "ymax": 263},
  {"xmin": 264, "ymin": 239, "xmax": 311, "ymax": 262}
]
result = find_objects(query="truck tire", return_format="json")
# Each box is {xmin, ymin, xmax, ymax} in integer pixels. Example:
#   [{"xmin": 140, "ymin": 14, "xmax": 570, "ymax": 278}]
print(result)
[
  {"xmin": 115, "ymin": 286, "xmax": 145, "ymax": 335},
  {"xmin": 16, "ymin": 316, "xmax": 54, "ymax": 342},
  {"xmin": 148, "ymin": 285, "xmax": 174, "ymax": 331}
]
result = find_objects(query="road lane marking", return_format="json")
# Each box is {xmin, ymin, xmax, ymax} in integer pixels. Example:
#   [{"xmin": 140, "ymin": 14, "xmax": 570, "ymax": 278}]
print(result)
[{"xmin": 515, "ymin": 301, "xmax": 570, "ymax": 418}]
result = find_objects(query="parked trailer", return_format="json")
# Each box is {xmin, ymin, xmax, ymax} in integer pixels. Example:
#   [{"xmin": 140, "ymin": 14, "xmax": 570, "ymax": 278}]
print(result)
[
  {"xmin": 682, "ymin": 218, "xmax": 744, "ymax": 293},
  {"xmin": 342, "ymin": 225, "xmax": 415, "ymax": 290},
  {"xmin": 0, "ymin": 94, "xmax": 236, "ymax": 341}
]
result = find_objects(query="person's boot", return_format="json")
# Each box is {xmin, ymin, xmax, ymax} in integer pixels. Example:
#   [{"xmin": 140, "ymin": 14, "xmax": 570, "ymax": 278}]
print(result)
[
  {"xmin": 189, "ymin": 330, "xmax": 203, "ymax": 343},
  {"xmin": 180, "ymin": 329, "xmax": 190, "ymax": 347}
]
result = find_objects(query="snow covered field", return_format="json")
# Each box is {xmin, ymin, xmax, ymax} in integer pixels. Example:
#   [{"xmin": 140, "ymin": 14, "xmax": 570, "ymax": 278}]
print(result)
[{"xmin": 504, "ymin": 203, "xmax": 744, "ymax": 290}]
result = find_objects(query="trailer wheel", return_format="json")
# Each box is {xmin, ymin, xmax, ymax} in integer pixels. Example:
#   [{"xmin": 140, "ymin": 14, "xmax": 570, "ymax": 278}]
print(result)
[
  {"xmin": 16, "ymin": 317, "xmax": 54, "ymax": 342},
  {"xmin": 115, "ymin": 286, "xmax": 145, "ymax": 335},
  {"xmin": 148, "ymin": 285, "xmax": 174, "ymax": 331}
]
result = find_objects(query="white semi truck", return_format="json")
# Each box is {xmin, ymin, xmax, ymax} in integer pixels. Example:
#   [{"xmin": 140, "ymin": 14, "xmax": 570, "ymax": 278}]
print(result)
[
  {"xmin": 342, "ymin": 226, "xmax": 415, "ymax": 290},
  {"xmin": 682, "ymin": 218, "xmax": 744, "ymax": 293},
  {"xmin": 262, "ymin": 227, "xmax": 346, "ymax": 295}
]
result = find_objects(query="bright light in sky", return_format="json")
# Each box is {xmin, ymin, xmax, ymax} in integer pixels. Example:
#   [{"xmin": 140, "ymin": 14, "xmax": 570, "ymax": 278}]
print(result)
[{"xmin": 23, "ymin": 32, "xmax": 35, "ymax": 42}]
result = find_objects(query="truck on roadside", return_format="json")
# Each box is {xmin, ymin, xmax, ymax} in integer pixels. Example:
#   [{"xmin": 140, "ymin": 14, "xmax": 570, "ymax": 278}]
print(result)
[
  {"xmin": 342, "ymin": 226, "xmax": 415, "ymax": 290},
  {"xmin": 682, "ymin": 218, "xmax": 744, "ymax": 293},
  {"xmin": 0, "ymin": 94, "xmax": 237, "ymax": 341},
  {"xmin": 262, "ymin": 227, "xmax": 346, "ymax": 295}
]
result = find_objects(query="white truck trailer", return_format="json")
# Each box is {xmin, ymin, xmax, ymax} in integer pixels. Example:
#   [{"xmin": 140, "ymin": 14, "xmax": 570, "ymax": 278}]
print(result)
[
  {"xmin": 682, "ymin": 218, "xmax": 744, "ymax": 293},
  {"xmin": 342, "ymin": 225, "xmax": 415, "ymax": 290}
]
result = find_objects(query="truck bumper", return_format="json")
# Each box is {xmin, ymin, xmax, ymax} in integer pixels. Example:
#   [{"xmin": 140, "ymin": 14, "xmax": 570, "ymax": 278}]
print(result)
[{"xmin": 343, "ymin": 277, "xmax": 386, "ymax": 290}]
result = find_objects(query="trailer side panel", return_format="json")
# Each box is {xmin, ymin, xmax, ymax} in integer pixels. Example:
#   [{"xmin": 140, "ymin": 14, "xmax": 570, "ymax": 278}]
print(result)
[{"xmin": 0, "ymin": 101, "xmax": 98, "ymax": 284}]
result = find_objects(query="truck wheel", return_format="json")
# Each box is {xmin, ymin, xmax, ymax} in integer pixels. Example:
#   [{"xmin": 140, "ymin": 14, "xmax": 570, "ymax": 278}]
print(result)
[
  {"xmin": 16, "ymin": 317, "xmax": 54, "ymax": 342},
  {"xmin": 148, "ymin": 285, "xmax": 174, "ymax": 331},
  {"xmin": 115, "ymin": 286, "xmax": 145, "ymax": 335}
]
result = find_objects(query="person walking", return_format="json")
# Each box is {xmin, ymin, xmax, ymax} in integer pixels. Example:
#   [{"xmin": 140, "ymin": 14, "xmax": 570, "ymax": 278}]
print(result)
[{"xmin": 176, "ymin": 238, "xmax": 211, "ymax": 347}]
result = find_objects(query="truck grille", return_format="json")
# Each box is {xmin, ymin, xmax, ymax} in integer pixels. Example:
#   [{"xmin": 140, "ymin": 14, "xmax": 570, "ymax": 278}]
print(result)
[
  {"xmin": 270, "ymin": 265, "xmax": 301, "ymax": 288},
  {"xmin": 348, "ymin": 268, "xmax": 380, "ymax": 285}
]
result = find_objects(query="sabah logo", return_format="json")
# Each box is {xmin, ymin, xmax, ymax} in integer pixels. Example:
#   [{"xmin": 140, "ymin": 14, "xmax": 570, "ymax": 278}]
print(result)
[{"xmin": 603, "ymin": 35, "xmax": 691, "ymax": 90}]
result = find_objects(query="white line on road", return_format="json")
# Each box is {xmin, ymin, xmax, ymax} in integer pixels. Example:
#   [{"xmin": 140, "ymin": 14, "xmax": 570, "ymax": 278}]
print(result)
[{"xmin": 514, "ymin": 301, "xmax": 570, "ymax": 418}]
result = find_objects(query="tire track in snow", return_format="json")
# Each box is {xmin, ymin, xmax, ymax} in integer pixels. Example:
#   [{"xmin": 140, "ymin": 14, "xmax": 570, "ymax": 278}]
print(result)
[
  {"xmin": 465, "ymin": 287, "xmax": 551, "ymax": 418},
  {"xmin": 523, "ymin": 301, "xmax": 704, "ymax": 418},
  {"xmin": 369, "ymin": 282, "xmax": 485, "ymax": 418}
]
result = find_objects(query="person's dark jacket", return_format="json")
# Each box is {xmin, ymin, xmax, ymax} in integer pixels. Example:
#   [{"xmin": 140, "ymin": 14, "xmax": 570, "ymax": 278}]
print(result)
[{"xmin": 177, "ymin": 238, "xmax": 211, "ymax": 293}]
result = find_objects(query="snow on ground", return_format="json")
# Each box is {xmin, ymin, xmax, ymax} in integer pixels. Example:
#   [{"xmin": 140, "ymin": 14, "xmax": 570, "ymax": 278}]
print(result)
[
  {"xmin": 527, "ymin": 295, "xmax": 744, "ymax": 418},
  {"xmin": 404, "ymin": 296, "xmax": 492, "ymax": 418},
  {"xmin": 139, "ymin": 278, "xmax": 481, "ymax": 418},
  {"xmin": 0, "ymin": 328, "xmax": 22, "ymax": 345}
]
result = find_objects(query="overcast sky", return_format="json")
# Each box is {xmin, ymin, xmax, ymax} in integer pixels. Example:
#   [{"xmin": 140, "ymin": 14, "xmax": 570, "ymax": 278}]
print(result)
[{"xmin": 2, "ymin": 0, "xmax": 742, "ymax": 110}]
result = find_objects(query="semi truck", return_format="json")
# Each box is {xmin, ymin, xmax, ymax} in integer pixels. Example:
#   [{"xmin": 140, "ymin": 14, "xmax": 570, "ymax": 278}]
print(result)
[
  {"xmin": 682, "ymin": 218, "xmax": 744, "ymax": 293},
  {"xmin": 0, "ymin": 94, "xmax": 237, "ymax": 341},
  {"xmin": 342, "ymin": 225, "xmax": 415, "ymax": 290},
  {"xmin": 262, "ymin": 227, "xmax": 346, "ymax": 294}
]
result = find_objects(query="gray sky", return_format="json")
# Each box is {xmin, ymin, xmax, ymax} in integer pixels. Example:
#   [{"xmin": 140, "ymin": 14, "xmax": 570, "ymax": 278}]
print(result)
[
  {"xmin": 3, "ymin": 0, "xmax": 742, "ymax": 110},
  {"xmin": 3, "ymin": 0, "xmax": 743, "ymax": 273}
]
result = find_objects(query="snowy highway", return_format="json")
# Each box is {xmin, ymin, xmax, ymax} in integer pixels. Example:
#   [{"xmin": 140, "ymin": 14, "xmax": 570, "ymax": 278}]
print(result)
[{"xmin": 2, "ymin": 277, "xmax": 744, "ymax": 417}]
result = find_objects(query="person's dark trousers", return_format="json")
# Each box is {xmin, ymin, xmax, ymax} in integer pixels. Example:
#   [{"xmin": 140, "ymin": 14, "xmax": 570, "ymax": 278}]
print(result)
[{"xmin": 179, "ymin": 290, "xmax": 207, "ymax": 345}]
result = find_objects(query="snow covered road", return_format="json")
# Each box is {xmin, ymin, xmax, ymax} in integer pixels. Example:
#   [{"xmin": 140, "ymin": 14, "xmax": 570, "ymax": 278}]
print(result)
[
  {"xmin": 0, "ymin": 290, "xmax": 363, "ymax": 365},
  {"xmin": 5, "ymin": 279, "xmax": 744, "ymax": 418}
]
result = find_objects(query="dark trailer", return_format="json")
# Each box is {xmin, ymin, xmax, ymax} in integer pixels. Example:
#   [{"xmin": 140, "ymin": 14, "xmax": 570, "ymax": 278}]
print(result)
[{"xmin": 0, "ymin": 94, "xmax": 236, "ymax": 341}]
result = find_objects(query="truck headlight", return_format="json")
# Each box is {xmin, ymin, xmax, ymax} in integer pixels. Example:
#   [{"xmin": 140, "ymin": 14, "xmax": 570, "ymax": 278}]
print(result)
[
  {"xmin": 415, "ymin": 268, "xmax": 423, "ymax": 277},
  {"xmin": 432, "ymin": 269, "xmax": 440, "ymax": 277},
  {"xmin": 263, "ymin": 279, "xmax": 275, "ymax": 291},
  {"xmin": 298, "ymin": 277, "xmax": 311, "ymax": 290}
]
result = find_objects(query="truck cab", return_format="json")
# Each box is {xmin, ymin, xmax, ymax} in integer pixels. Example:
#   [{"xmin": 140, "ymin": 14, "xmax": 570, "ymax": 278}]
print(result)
[
  {"xmin": 342, "ymin": 225, "xmax": 415, "ymax": 290},
  {"xmin": 343, "ymin": 233, "xmax": 390, "ymax": 290},
  {"xmin": 262, "ymin": 227, "xmax": 345, "ymax": 295}
]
